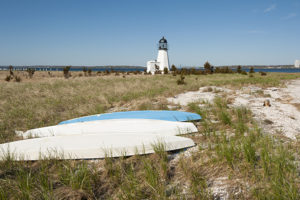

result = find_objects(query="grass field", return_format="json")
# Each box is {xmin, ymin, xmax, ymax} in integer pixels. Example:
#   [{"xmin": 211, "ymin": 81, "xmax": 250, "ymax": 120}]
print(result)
[{"xmin": 0, "ymin": 71, "xmax": 300, "ymax": 199}]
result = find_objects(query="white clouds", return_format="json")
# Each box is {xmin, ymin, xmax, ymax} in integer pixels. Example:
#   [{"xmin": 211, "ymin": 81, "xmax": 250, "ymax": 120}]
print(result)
[
  {"xmin": 264, "ymin": 4, "xmax": 276, "ymax": 13},
  {"xmin": 281, "ymin": 13, "xmax": 297, "ymax": 20},
  {"xmin": 259, "ymin": 3, "xmax": 297, "ymax": 21}
]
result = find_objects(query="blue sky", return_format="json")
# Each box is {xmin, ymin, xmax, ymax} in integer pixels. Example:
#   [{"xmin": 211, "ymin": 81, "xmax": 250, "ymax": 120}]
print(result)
[{"xmin": 0, "ymin": 0, "xmax": 299, "ymax": 66}]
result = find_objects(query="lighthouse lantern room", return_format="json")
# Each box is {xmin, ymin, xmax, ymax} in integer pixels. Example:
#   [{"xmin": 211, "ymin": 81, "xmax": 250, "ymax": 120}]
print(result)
[{"xmin": 158, "ymin": 37, "xmax": 168, "ymax": 50}]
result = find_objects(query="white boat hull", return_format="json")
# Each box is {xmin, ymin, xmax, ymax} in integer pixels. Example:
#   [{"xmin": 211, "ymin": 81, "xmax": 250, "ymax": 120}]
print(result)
[
  {"xmin": 0, "ymin": 134, "xmax": 195, "ymax": 161},
  {"xmin": 17, "ymin": 119, "xmax": 198, "ymax": 139}
]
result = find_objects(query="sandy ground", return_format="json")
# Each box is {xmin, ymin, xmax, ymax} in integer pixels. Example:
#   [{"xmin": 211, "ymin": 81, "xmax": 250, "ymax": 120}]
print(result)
[
  {"xmin": 167, "ymin": 80, "xmax": 300, "ymax": 199},
  {"xmin": 168, "ymin": 80, "xmax": 300, "ymax": 140}
]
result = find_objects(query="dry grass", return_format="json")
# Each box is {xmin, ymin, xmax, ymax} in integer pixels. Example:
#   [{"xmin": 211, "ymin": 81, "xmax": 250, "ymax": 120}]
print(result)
[{"xmin": 0, "ymin": 71, "xmax": 300, "ymax": 199}]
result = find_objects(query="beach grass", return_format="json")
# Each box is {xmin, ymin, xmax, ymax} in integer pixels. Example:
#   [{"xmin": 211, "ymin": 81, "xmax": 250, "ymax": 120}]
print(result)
[
  {"xmin": 1, "ymin": 71, "xmax": 300, "ymax": 143},
  {"xmin": 0, "ymin": 71, "xmax": 300, "ymax": 199}
]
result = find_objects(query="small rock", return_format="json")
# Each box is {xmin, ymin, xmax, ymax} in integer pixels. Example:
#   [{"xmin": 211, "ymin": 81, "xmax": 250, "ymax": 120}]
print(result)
[
  {"xmin": 264, "ymin": 119, "xmax": 273, "ymax": 124},
  {"xmin": 263, "ymin": 99, "xmax": 271, "ymax": 107}
]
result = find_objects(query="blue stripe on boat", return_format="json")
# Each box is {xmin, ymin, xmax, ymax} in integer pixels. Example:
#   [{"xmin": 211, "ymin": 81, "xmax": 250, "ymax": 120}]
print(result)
[{"xmin": 59, "ymin": 110, "xmax": 201, "ymax": 125}]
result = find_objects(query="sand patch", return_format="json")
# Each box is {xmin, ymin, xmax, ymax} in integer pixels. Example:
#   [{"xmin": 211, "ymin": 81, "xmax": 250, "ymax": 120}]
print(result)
[
  {"xmin": 167, "ymin": 87, "xmax": 232, "ymax": 106},
  {"xmin": 168, "ymin": 80, "xmax": 300, "ymax": 140}
]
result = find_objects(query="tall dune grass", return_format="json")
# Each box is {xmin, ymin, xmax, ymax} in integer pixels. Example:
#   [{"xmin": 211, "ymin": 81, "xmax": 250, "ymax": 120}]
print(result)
[{"xmin": 0, "ymin": 72, "xmax": 299, "ymax": 199}]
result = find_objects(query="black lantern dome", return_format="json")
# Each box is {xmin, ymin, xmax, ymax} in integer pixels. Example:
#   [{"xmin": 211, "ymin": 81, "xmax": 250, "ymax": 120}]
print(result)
[{"xmin": 158, "ymin": 36, "xmax": 168, "ymax": 50}]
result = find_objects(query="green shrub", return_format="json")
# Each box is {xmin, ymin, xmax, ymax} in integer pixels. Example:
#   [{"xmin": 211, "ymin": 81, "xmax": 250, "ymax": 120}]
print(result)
[
  {"xmin": 177, "ymin": 73, "xmax": 186, "ymax": 85},
  {"xmin": 260, "ymin": 71, "xmax": 267, "ymax": 76},
  {"xmin": 15, "ymin": 76, "xmax": 21, "ymax": 82},
  {"xmin": 9, "ymin": 65, "xmax": 14, "ymax": 76},
  {"xmin": 5, "ymin": 75, "xmax": 12, "ymax": 82},
  {"xmin": 163, "ymin": 67, "xmax": 169, "ymax": 74},
  {"xmin": 63, "ymin": 66, "xmax": 71, "ymax": 78},
  {"xmin": 27, "ymin": 68, "xmax": 35, "ymax": 78},
  {"xmin": 241, "ymin": 71, "xmax": 247, "ymax": 75}
]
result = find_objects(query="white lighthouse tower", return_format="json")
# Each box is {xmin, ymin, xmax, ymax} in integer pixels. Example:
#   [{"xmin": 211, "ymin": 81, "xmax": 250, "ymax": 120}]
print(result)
[
  {"xmin": 147, "ymin": 37, "xmax": 170, "ymax": 74},
  {"xmin": 157, "ymin": 37, "xmax": 170, "ymax": 72}
]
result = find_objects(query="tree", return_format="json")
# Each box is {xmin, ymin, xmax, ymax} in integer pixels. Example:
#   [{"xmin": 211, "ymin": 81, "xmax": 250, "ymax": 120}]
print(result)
[
  {"xmin": 204, "ymin": 62, "xmax": 212, "ymax": 73},
  {"xmin": 237, "ymin": 66, "xmax": 242, "ymax": 73},
  {"xmin": 249, "ymin": 67, "xmax": 255, "ymax": 73},
  {"xmin": 171, "ymin": 65, "xmax": 177, "ymax": 72}
]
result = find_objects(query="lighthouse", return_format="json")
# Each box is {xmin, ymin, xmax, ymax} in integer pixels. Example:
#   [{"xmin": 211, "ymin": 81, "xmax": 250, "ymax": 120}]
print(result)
[
  {"xmin": 157, "ymin": 37, "xmax": 170, "ymax": 71},
  {"xmin": 147, "ymin": 37, "xmax": 170, "ymax": 74}
]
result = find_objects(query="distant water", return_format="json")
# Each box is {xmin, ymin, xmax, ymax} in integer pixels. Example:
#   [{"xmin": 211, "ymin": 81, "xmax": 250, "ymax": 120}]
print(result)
[
  {"xmin": 244, "ymin": 68, "xmax": 300, "ymax": 73},
  {"xmin": 1, "ymin": 67, "xmax": 300, "ymax": 73},
  {"xmin": 0, "ymin": 67, "xmax": 145, "ymax": 72},
  {"xmin": 195, "ymin": 68, "xmax": 300, "ymax": 73}
]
